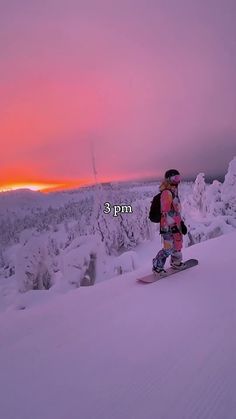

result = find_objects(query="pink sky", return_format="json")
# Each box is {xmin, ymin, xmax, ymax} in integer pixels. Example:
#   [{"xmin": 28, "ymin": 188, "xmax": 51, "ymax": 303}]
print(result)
[{"xmin": 1, "ymin": 0, "xmax": 236, "ymax": 189}]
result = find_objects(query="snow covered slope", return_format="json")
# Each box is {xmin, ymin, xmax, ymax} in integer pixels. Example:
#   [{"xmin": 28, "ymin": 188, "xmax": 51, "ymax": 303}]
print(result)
[{"xmin": 0, "ymin": 231, "xmax": 236, "ymax": 419}]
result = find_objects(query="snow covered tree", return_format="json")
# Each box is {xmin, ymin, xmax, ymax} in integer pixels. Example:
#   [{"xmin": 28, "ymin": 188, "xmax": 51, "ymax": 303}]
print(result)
[
  {"xmin": 192, "ymin": 173, "xmax": 207, "ymax": 216},
  {"xmin": 206, "ymin": 180, "xmax": 223, "ymax": 216},
  {"xmin": 0, "ymin": 249, "xmax": 5, "ymax": 268},
  {"xmin": 16, "ymin": 234, "xmax": 54, "ymax": 292},
  {"xmin": 221, "ymin": 157, "xmax": 236, "ymax": 216}
]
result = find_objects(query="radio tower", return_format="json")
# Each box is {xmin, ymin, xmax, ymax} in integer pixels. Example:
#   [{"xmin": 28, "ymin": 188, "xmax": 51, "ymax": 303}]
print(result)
[{"xmin": 90, "ymin": 140, "xmax": 98, "ymax": 186}]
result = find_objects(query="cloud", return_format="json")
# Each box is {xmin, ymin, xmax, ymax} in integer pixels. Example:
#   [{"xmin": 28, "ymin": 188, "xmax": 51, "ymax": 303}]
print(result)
[{"xmin": 1, "ymin": 0, "xmax": 236, "ymax": 184}]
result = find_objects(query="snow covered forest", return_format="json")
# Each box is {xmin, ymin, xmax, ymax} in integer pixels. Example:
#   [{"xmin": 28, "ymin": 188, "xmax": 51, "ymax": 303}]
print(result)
[{"xmin": 0, "ymin": 157, "xmax": 236, "ymax": 308}]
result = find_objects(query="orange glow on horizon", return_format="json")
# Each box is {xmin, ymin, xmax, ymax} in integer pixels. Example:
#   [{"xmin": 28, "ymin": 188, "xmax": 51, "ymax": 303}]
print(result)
[
  {"xmin": 0, "ymin": 171, "xmax": 158, "ymax": 193},
  {"xmin": 0, "ymin": 183, "xmax": 60, "ymax": 193},
  {"xmin": 0, "ymin": 180, "xmax": 93, "ymax": 193}
]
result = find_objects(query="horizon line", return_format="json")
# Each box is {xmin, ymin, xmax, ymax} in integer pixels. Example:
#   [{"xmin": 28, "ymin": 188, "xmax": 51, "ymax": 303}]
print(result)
[{"xmin": 0, "ymin": 172, "xmax": 225, "ymax": 194}]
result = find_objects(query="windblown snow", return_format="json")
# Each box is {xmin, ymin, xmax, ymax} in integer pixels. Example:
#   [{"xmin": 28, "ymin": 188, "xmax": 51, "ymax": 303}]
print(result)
[{"xmin": 0, "ymin": 231, "xmax": 236, "ymax": 419}]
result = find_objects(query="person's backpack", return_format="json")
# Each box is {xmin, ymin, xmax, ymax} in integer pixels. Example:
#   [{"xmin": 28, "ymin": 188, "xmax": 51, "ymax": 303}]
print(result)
[
  {"xmin": 149, "ymin": 193, "xmax": 162, "ymax": 223},
  {"xmin": 149, "ymin": 190, "xmax": 174, "ymax": 223}
]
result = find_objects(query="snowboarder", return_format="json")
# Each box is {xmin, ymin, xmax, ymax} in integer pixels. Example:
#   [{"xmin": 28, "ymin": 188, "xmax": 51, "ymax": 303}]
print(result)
[{"xmin": 152, "ymin": 169, "xmax": 187, "ymax": 274}]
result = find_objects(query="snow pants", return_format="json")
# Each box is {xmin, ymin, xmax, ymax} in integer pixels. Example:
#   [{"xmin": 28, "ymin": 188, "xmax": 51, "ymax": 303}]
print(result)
[{"xmin": 153, "ymin": 232, "xmax": 183, "ymax": 269}]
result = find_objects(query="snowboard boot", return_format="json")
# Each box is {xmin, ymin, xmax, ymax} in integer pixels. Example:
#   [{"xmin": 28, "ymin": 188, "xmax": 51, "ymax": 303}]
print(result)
[
  {"xmin": 152, "ymin": 257, "xmax": 167, "ymax": 275},
  {"xmin": 170, "ymin": 261, "xmax": 185, "ymax": 270},
  {"xmin": 152, "ymin": 265, "xmax": 166, "ymax": 275}
]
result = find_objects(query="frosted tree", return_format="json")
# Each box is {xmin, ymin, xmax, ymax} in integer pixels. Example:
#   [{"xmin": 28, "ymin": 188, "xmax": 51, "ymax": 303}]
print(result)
[
  {"xmin": 206, "ymin": 180, "xmax": 223, "ymax": 216},
  {"xmin": 16, "ymin": 233, "xmax": 54, "ymax": 292},
  {"xmin": 0, "ymin": 249, "xmax": 5, "ymax": 268},
  {"xmin": 221, "ymin": 157, "xmax": 236, "ymax": 216},
  {"xmin": 62, "ymin": 234, "xmax": 102, "ymax": 287},
  {"xmin": 47, "ymin": 236, "xmax": 60, "ymax": 256},
  {"xmin": 192, "ymin": 173, "xmax": 207, "ymax": 216},
  {"xmin": 47, "ymin": 236, "xmax": 60, "ymax": 273}
]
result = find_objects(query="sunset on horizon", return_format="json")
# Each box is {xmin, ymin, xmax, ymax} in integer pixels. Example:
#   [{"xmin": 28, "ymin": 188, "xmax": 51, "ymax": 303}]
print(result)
[{"xmin": 0, "ymin": 172, "xmax": 159, "ymax": 193}]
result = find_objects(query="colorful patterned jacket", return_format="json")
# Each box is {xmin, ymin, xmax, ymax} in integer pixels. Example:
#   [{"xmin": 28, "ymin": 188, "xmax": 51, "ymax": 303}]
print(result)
[{"xmin": 159, "ymin": 182, "xmax": 182, "ymax": 233}]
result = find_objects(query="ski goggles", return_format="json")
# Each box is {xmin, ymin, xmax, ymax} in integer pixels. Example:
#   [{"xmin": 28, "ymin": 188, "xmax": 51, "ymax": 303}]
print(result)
[{"xmin": 170, "ymin": 175, "xmax": 181, "ymax": 184}]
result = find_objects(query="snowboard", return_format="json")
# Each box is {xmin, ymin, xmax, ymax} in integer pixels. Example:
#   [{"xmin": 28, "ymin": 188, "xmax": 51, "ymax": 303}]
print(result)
[{"xmin": 137, "ymin": 259, "xmax": 198, "ymax": 283}]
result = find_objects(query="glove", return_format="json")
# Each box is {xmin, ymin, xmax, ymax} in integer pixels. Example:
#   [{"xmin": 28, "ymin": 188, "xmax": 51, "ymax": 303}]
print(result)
[
  {"xmin": 180, "ymin": 220, "xmax": 188, "ymax": 235},
  {"xmin": 170, "ymin": 225, "xmax": 180, "ymax": 234}
]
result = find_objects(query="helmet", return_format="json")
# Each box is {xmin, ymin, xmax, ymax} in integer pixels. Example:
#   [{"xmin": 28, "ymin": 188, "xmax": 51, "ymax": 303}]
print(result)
[
  {"xmin": 164, "ymin": 169, "xmax": 181, "ymax": 185},
  {"xmin": 165, "ymin": 169, "xmax": 180, "ymax": 179}
]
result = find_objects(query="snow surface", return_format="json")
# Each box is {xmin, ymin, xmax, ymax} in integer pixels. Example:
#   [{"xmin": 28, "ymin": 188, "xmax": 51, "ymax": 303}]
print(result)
[{"xmin": 1, "ymin": 231, "xmax": 236, "ymax": 419}]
